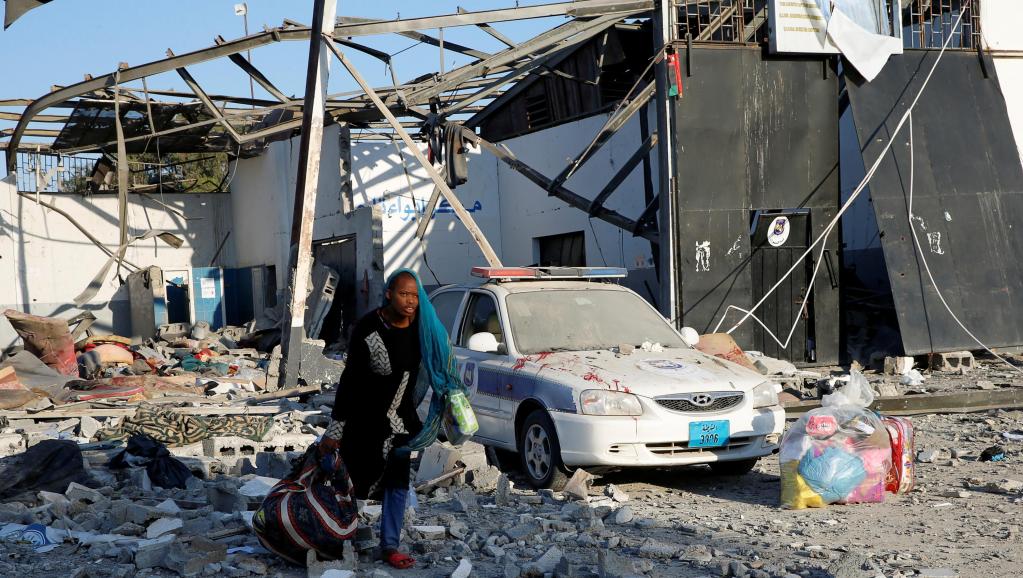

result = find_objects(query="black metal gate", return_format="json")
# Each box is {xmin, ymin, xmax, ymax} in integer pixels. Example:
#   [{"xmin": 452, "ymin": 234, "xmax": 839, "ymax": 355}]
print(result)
[{"xmin": 749, "ymin": 211, "xmax": 814, "ymax": 363}]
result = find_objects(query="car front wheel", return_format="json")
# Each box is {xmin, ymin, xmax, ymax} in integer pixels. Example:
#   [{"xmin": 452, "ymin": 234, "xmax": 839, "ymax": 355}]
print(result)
[{"xmin": 518, "ymin": 409, "xmax": 569, "ymax": 490}]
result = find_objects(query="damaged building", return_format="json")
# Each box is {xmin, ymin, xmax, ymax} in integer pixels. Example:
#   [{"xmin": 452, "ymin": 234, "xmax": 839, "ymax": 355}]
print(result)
[
  {"xmin": 1, "ymin": 1, "xmax": 1023, "ymax": 577},
  {"xmin": 3, "ymin": 1, "xmax": 1021, "ymax": 370}
]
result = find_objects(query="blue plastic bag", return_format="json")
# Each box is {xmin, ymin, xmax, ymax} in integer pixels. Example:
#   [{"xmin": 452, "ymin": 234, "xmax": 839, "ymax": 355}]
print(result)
[{"xmin": 798, "ymin": 446, "xmax": 867, "ymax": 504}]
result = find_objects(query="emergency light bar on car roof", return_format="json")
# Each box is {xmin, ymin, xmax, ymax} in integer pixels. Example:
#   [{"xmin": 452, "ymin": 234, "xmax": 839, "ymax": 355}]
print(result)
[{"xmin": 471, "ymin": 266, "xmax": 628, "ymax": 279}]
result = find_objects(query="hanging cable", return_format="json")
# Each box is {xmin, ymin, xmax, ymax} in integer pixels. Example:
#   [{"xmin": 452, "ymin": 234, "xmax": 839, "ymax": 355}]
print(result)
[{"xmin": 906, "ymin": 113, "xmax": 1023, "ymax": 375}]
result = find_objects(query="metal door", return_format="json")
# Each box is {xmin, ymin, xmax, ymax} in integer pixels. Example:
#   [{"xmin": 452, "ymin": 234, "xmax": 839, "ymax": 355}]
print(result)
[{"xmin": 749, "ymin": 211, "xmax": 814, "ymax": 362}]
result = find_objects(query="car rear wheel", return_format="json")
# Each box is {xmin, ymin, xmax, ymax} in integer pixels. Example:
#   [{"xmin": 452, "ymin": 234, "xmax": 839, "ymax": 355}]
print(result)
[
  {"xmin": 518, "ymin": 409, "xmax": 569, "ymax": 490},
  {"xmin": 709, "ymin": 458, "xmax": 759, "ymax": 475}
]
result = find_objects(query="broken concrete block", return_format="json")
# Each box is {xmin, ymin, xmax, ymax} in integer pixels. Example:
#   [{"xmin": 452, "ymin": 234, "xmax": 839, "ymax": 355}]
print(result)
[
  {"xmin": 307, "ymin": 543, "xmax": 358, "ymax": 578},
  {"xmin": 416, "ymin": 442, "xmax": 460, "ymax": 486},
  {"xmin": 65, "ymin": 482, "xmax": 104, "ymax": 504},
  {"xmin": 457, "ymin": 441, "xmax": 489, "ymax": 471},
  {"xmin": 202, "ymin": 434, "xmax": 315, "ymax": 458},
  {"xmin": 495, "ymin": 474, "xmax": 512, "ymax": 507},
  {"xmin": 129, "ymin": 468, "xmax": 153, "ymax": 492},
  {"xmin": 412, "ymin": 525, "xmax": 447, "ymax": 540},
  {"xmin": 235, "ymin": 556, "xmax": 268, "ymax": 575},
  {"xmin": 112, "ymin": 522, "xmax": 145, "ymax": 537},
  {"xmin": 207, "ymin": 482, "xmax": 248, "ymax": 513},
  {"xmin": 883, "ymin": 356, "xmax": 914, "ymax": 376},
  {"xmin": 450, "ymin": 558, "xmax": 472, "ymax": 578},
  {"xmin": 77, "ymin": 416, "xmax": 102, "ymax": 440},
  {"xmin": 504, "ymin": 520, "xmax": 541, "ymax": 541},
  {"xmin": 299, "ymin": 339, "xmax": 345, "ymax": 386},
  {"xmin": 609, "ymin": 506, "xmax": 634, "ymax": 525},
  {"xmin": 468, "ymin": 464, "xmax": 503, "ymax": 493},
  {"xmin": 639, "ymin": 540, "xmax": 679, "ymax": 559},
  {"xmin": 603, "ymin": 484, "xmax": 629, "ymax": 503},
  {"xmin": 154, "ymin": 499, "xmax": 181, "ymax": 516},
  {"xmin": 453, "ymin": 487, "xmax": 478, "ymax": 512},
  {"xmin": 562, "ymin": 469, "xmax": 595, "ymax": 501},
  {"xmin": 929, "ymin": 351, "xmax": 974, "ymax": 372},
  {"xmin": 876, "ymin": 381, "xmax": 900, "ymax": 398},
  {"xmin": 528, "ymin": 545, "xmax": 564, "ymax": 574},
  {"xmin": 164, "ymin": 536, "xmax": 227, "ymax": 576},
  {"xmin": 134, "ymin": 533, "xmax": 175, "ymax": 569},
  {"xmin": 598, "ymin": 549, "xmax": 634, "ymax": 578},
  {"xmin": 147, "ymin": 517, "xmax": 183, "ymax": 539},
  {"xmin": 985, "ymin": 479, "xmax": 1023, "ymax": 494},
  {"xmin": 0, "ymin": 433, "xmax": 25, "ymax": 458},
  {"xmin": 239, "ymin": 475, "xmax": 280, "ymax": 498}
]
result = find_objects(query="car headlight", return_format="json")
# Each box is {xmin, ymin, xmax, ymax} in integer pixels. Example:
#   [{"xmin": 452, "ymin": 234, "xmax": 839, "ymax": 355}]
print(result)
[
  {"xmin": 751, "ymin": 381, "xmax": 780, "ymax": 408},
  {"xmin": 580, "ymin": 390, "xmax": 643, "ymax": 416}
]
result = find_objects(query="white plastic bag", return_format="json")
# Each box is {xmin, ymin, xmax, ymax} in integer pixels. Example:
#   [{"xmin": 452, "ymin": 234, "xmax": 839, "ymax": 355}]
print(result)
[
  {"xmin": 822, "ymin": 370, "xmax": 874, "ymax": 408},
  {"xmin": 780, "ymin": 370, "xmax": 888, "ymax": 509}
]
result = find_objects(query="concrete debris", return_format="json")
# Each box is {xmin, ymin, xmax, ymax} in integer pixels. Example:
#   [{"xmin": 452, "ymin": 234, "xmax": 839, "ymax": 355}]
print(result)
[
  {"xmin": 884, "ymin": 356, "xmax": 915, "ymax": 376},
  {"xmin": 450, "ymin": 557, "xmax": 473, "ymax": 578},
  {"xmin": 238, "ymin": 476, "xmax": 281, "ymax": 498},
  {"xmin": 562, "ymin": 468, "xmax": 595, "ymax": 501},
  {"xmin": 603, "ymin": 483, "xmax": 629, "ymax": 502},
  {"xmin": 0, "ymin": 355, "xmax": 1019, "ymax": 578},
  {"xmin": 416, "ymin": 442, "xmax": 461, "ymax": 487},
  {"xmin": 146, "ymin": 516, "xmax": 183, "ymax": 539}
]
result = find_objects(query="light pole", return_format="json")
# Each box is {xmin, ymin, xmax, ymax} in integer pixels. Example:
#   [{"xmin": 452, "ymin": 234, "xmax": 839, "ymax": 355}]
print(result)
[{"xmin": 234, "ymin": 3, "xmax": 255, "ymax": 107}]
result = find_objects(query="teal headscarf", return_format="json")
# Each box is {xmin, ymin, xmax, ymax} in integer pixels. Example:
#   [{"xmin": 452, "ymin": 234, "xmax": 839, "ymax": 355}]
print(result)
[{"xmin": 384, "ymin": 268, "xmax": 466, "ymax": 456}]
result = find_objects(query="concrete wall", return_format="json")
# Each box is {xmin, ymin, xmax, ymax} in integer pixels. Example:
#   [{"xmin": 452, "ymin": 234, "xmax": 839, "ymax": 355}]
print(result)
[
  {"xmin": 495, "ymin": 110, "xmax": 660, "ymax": 301},
  {"xmin": 982, "ymin": 0, "xmax": 1023, "ymax": 168},
  {"xmin": 0, "ymin": 176, "xmax": 233, "ymax": 348},
  {"xmin": 347, "ymin": 111, "xmax": 659, "ymax": 301},
  {"xmin": 230, "ymin": 123, "xmax": 348, "ymax": 292},
  {"xmin": 350, "ymin": 139, "xmax": 502, "ymax": 289}
]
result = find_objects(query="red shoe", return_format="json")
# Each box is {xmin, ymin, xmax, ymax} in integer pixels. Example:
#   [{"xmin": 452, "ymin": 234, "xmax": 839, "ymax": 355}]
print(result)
[{"xmin": 382, "ymin": 549, "xmax": 415, "ymax": 570}]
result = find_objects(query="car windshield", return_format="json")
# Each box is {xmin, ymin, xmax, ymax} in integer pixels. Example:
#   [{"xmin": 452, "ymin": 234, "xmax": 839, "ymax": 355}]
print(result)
[{"xmin": 505, "ymin": 288, "xmax": 686, "ymax": 354}]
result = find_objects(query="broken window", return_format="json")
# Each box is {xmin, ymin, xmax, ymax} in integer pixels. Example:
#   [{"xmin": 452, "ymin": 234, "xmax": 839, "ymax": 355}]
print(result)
[
  {"xmin": 537, "ymin": 231, "xmax": 586, "ymax": 267},
  {"xmin": 458, "ymin": 293, "xmax": 504, "ymax": 349}
]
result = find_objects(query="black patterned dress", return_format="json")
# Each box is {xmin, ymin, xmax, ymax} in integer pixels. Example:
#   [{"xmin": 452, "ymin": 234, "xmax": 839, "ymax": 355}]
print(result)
[{"xmin": 330, "ymin": 309, "xmax": 423, "ymax": 499}]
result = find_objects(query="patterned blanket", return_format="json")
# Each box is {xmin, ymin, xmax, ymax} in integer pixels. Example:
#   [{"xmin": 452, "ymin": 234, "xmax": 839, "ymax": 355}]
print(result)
[{"xmin": 97, "ymin": 405, "xmax": 274, "ymax": 446}]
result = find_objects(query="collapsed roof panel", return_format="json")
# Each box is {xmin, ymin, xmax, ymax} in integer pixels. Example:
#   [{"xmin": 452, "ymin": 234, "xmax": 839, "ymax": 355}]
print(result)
[{"xmin": 52, "ymin": 101, "xmax": 228, "ymax": 154}]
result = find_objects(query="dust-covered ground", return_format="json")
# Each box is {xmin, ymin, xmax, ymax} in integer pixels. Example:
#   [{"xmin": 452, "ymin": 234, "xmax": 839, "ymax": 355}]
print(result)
[{"xmin": 2, "ymin": 360, "xmax": 1022, "ymax": 578}]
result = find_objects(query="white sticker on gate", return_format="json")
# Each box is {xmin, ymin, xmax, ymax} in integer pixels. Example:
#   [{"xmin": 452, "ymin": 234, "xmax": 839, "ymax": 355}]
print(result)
[{"xmin": 768, "ymin": 216, "xmax": 791, "ymax": 247}]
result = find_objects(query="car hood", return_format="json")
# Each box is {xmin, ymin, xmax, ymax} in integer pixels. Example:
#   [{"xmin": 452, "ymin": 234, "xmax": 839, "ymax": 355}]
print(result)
[{"xmin": 524, "ymin": 348, "xmax": 768, "ymax": 398}]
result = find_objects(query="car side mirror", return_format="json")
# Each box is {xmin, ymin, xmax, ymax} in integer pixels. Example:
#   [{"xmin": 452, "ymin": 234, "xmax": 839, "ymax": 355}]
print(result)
[
  {"xmin": 467, "ymin": 332, "xmax": 500, "ymax": 354},
  {"xmin": 680, "ymin": 327, "xmax": 700, "ymax": 347}
]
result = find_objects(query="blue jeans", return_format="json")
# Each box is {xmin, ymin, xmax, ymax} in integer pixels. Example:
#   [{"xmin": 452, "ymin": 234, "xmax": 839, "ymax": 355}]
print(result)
[{"xmin": 379, "ymin": 486, "xmax": 407, "ymax": 552}]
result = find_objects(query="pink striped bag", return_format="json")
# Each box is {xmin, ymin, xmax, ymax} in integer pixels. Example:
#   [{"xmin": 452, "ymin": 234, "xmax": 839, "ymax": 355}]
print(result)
[{"xmin": 252, "ymin": 445, "xmax": 359, "ymax": 565}]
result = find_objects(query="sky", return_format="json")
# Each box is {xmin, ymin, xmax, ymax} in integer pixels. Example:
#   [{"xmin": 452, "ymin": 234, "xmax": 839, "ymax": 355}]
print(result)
[{"xmin": 0, "ymin": 0, "xmax": 564, "ymax": 148}]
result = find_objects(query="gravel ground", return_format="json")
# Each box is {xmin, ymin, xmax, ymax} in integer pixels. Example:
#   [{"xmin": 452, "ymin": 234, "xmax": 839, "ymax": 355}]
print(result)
[{"xmin": 2, "ymin": 361, "xmax": 1022, "ymax": 578}]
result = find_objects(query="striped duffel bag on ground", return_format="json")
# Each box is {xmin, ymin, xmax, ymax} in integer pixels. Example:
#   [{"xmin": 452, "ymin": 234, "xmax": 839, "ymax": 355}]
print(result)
[{"xmin": 252, "ymin": 444, "xmax": 358, "ymax": 564}]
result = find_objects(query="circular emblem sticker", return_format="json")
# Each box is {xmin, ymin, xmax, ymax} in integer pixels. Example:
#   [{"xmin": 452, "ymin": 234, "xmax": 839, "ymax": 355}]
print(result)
[{"xmin": 768, "ymin": 216, "xmax": 790, "ymax": 247}]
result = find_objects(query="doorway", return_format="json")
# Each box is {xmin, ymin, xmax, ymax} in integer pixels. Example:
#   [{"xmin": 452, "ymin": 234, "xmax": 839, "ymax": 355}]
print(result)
[
  {"xmin": 749, "ymin": 210, "xmax": 815, "ymax": 363},
  {"xmin": 312, "ymin": 236, "xmax": 358, "ymax": 349}
]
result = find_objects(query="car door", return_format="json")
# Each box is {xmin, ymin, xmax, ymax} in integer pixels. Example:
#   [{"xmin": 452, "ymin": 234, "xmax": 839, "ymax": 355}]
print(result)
[{"xmin": 453, "ymin": 290, "xmax": 515, "ymax": 443}]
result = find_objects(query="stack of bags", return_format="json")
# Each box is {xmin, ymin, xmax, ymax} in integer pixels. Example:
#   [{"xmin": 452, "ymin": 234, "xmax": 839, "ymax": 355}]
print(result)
[{"xmin": 780, "ymin": 371, "xmax": 914, "ymax": 509}]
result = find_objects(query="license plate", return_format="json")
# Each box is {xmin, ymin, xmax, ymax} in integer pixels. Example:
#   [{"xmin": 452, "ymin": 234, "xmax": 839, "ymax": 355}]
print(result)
[{"xmin": 689, "ymin": 420, "xmax": 729, "ymax": 448}]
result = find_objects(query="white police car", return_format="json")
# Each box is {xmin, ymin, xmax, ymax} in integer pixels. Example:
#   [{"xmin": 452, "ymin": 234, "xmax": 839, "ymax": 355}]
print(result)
[{"xmin": 425, "ymin": 266, "xmax": 784, "ymax": 489}]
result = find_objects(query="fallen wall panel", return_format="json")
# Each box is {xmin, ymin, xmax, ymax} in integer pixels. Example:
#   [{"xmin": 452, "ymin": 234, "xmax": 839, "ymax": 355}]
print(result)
[{"xmin": 846, "ymin": 51, "xmax": 1023, "ymax": 355}]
